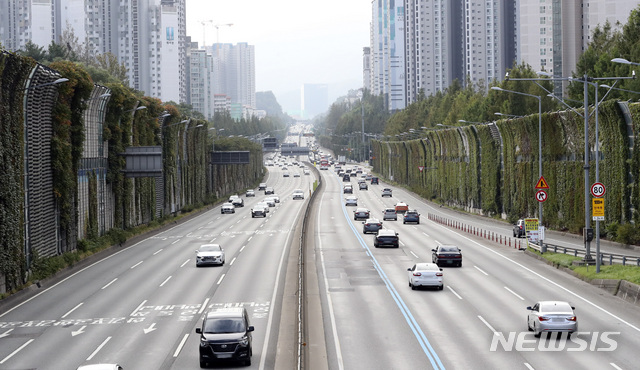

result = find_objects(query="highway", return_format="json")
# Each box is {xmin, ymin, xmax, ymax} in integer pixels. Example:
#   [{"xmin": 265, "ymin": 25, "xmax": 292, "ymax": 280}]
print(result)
[
  {"xmin": 1, "ymin": 149, "xmax": 639, "ymax": 369},
  {"xmin": 0, "ymin": 159, "xmax": 315, "ymax": 369},
  {"xmin": 306, "ymin": 164, "xmax": 640, "ymax": 369}
]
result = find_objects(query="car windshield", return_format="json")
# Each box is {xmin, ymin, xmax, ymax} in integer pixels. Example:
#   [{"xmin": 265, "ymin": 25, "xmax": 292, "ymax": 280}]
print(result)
[
  {"xmin": 204, "ymin": 318, "xmax": 245, "ymax": 334},
  {"xmin": 200, "ymin": 245, "xmax": 221, "ymax": 252}
]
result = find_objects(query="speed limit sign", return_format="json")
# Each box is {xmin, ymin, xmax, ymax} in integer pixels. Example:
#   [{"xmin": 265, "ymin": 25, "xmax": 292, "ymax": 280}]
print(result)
[{"xmin": 591, "ymin": 182, "xmax": 606, "ymax": 197}]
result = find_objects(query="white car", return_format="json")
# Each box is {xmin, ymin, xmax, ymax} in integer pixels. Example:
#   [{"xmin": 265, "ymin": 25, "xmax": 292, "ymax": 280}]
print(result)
[
  {"xmin": 231, "ymin": 197, "xmax": 244, "ymax": 207},
  {"xmin": 196, "ymin": 244, "xmax": 225, "ymax": 267},
  {"xmin": 407, "ymin": 263, "xmax": 443, "ymax": 290},
  {"xmin": 221, "ymin": 202, "xmax": 235, "ymax": 214},
  {"xmin": 345, "ymin": 195, "xmax": 358, "ymax": 206},
  {"xmin": 264, "ymin": 197, "xmax": 276, "ymax": 207},
  {"xmin": 256, "ymin": 202, "xmax": 270, "ymax": 212},
  {"xmin": 251, "ymin": 205, "xmax": 267, "ymax": 218},
  {"xmin": 228, "ymin": 194, "xmax": 240, "ymax": 203},
  {"xmin": 246, "ymin": 189, "xmax": 255, "ymax": 197},
  {"xmin": 271, "ymin": 194, "xmax": 280, "ymax": 203},
  {"xmin": 293, "ymin": 189, "xmax": 304, "ymax": 200}
]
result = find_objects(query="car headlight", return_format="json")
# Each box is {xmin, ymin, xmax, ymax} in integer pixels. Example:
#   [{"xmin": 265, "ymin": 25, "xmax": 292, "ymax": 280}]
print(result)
[
  {"xmin": 239, "ymin": 336, "xmax": 249, "ymax": 346},
  {"xmin": 200, "ymin": 338, "xmax": 208, "ymax": 347}
]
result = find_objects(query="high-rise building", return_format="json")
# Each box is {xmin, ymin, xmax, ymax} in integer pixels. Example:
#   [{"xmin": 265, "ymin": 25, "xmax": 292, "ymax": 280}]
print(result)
[
  {"xmin": 0, "ymin": 0, "xmax": 187, "ymax": 104},
  {"xmin": 518, "ymin": 0, "xmax": 639, "ymax": 94},
  {"xmin": 187, "ymin": 40, "xmax": 215, "ymax": 119},
  {"xmin": 301, "ymin": 83, "xmax": 328, "ymax": 119},
  {"xmin": 363, "ymin": 47, "xmax": 372, "ymax": 92},
  {"xmin": 207, "ymin": 43, "xmax": 256, "ymax": 110}
]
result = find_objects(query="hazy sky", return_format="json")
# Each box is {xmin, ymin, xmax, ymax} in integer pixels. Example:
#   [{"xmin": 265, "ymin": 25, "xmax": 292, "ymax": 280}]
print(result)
[{"xmin": 185, "ymin": 0, "xmax": 371, "ymax": 113}]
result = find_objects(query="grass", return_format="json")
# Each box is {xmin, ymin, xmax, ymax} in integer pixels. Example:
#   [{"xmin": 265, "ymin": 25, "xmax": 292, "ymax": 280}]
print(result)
[{"xmin": 529, "ymin": 247, "xmax": 640, "ymax": 285}]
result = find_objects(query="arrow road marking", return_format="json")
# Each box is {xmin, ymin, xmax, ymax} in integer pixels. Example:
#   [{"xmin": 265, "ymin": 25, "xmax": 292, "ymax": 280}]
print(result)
[
  {"xmin": 143, "ymin": 323, "xmax": 157, "ymax": 334},
  {"xmin": 0, "ymin": 329, "xmax": 13, "ymax": 338},
  {"xmin": 72, "ymin": 325, "xmax": 86, "ymax": 336}
]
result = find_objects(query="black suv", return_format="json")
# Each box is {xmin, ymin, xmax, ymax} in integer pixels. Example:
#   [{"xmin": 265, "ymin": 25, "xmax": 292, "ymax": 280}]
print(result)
[
  {"xmin": 374, "ymin": 229, "xmax": 399, "ymax": 248},
  {"xmin": 513, "ymin": 219, "xmax": 525, "ymax": 238},
  {"xmin": 196, "ymin": 308, "xmax": 254, "ymax": 367}
]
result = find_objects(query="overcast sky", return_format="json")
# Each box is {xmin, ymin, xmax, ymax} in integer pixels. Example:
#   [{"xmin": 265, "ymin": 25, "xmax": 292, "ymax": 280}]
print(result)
[{"xmin": 185, "ymin": 0, "xmax": 371, "ymax": 114}]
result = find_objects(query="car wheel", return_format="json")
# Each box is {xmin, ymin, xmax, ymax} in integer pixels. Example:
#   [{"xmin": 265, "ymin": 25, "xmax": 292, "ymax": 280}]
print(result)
[
  {"xmin": 411, "ymin": 282, "xmax": 416, "ymax": 290},
  {"xmin": 533, "ymin": 324, "xmax": 541, "ymax": 338},
  {"xmin": 439, "ymin": 285, "xmax": 443, "ymax": 290},
  {"xmin": 200, "ymin": 360, "xmax": 207, "ymax": 368},
  {"xmin": 417, "ymin": 221, "xmax": 420, "ymax": 224},
  {"xmin": 458, "ymin": 262, "xmax": 462, "ymax": 267},
  {"xmin": 245, "ymin": 358, "xmax": 252, "ymax": 366},
  {"xmin": 527, "ymin": 318, "xmax": 533, "ymax": 331}
]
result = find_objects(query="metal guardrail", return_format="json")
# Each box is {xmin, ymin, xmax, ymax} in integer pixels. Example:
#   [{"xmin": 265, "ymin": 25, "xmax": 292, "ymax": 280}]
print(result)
[{"xmin": 528, "ymin": 242, "xmax": 640, "ymax": 266}]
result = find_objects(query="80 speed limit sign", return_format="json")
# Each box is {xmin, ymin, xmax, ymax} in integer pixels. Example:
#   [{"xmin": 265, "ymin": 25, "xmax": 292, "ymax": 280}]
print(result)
[{"xmin": 591, "ymin": 182, "xmax": 606, "ymax": 197}]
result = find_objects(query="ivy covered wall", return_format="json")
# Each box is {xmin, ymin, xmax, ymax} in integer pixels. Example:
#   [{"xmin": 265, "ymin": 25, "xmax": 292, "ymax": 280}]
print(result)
[{"xmin": 372, "ymin": 101, "xmax": 638, "ymax": 234}]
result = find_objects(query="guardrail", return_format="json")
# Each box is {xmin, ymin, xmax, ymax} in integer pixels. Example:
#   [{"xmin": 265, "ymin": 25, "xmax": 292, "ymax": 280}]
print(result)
[
  {"xmin": 429, "ymin": 213, "xmax": 640, "ymax": 266},
  {"xmin": 528, "ymin": 242, "xmax": 640, "ymax": 266}
]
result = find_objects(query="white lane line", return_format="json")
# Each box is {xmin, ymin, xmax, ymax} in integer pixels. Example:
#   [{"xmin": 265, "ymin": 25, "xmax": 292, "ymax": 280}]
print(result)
[
  {"xmin": 434, "ymin": 239, "xmax": 441, "ymax": 245},
  {"xmin": 477, "ymin": 315, "xmax": 497, "ymax": 334},
  {"xmin": 248, "ymin": 236, "xmax": 253, "ymax": 241},
  {"xmin": 240, "ymin": 245, "xmax": 246, "ymax": 252},
  {"xmin": 180, "ymin": 259, "xmax": 190, "ymax": 267},
  {"xmin": 153, "ymin": 249, "xmax": 163, "ymax": 255},
  {"xmin": 447, "ymin": 286, "xmax": 463, "ymax": 300},
  {"xmin": 61, "ymin": 303, "xmax": 83, "ymax": 318},
  {"xmin": 173, "ymin": 334, "xmax": 189, "ymax": 357},
  {"xmin": 610, "ymin": 364, "xmax": 623, "ymax": 370},
  {"xmin": 399, "ymin": 240, "xmax": 406, "ymax": 247},
  {"xmin": 504, "ymin": 286, "xmax": 525, "ymax": 301},
  {"xmin": 209, "ymin": 238, "xmax": 216, "ymax": 243},
  {"xmin": 198, "ymin": 298, "xmax": 210, "ymax": 315},
  {"xmin": 0, "ymin": 339, "xmax": 34, "ymax": 364},
  {"xmin": 474, "ymin": 265, "xmax": 489, "ymax": 276},
  {"xmin": 410, "ymin": 251, "xmax": 419, "ymax": 259},
  {"xmin": 524, "ymin": 363, "xmax": 535, "ymax": 370},
  {"xmin": 422, "ymin": 232, "xmax": 430, "ymax": 237},
  {"xmin": 130, "ymin": 300, "xmax": 147, "ymax": 316},
  {"xmin": 171, "ymin": 239, "xmax": 180, "ymax": 245},
  {"xmin": 86, "ymin": 336, "xmax": 111, "ymax": 361},
  {"xmin": 159, "ymin": 276, "xmax": 172, "ymax": 287},
  {"xmin": 217, "ymin": 274, "xmax": 225, "ymax": 285},
  {"xmin": 101, "ymin": 278, "xmax": 118, "ymax": 289},
  {"xmin": 230, "ymin": 257, "xmax": 237, "ymax": 266},
  {"xmin": 130, "ymin": 261, "xmax": 143, "ymax": 269}
]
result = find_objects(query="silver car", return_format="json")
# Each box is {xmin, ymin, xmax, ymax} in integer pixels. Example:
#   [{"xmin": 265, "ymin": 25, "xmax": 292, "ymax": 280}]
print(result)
[
  {"xmin": 527, "ymin": 301, "xmax": 578, "ymax": 337},
  {"xmin": 407, "ymin": 263, "xmax": 443, "ymax": 290},
  {"xmin": 196, "ymin": 244, "xmax": 225, "ymax": 267},
  {"xmin": 345, "ymin": 195, "xmax": 358, "ymax": 206},
  {"xmin": 221, "ymin": 202, "xmax": 235, "ymax": 214}
]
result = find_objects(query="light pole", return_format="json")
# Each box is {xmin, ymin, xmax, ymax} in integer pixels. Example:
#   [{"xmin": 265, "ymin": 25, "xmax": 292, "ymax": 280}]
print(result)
[
  {"xmin": 458, "ymin": 119, "xmax": 484, "ymax": 125},
  {"xmin": 492, "ymin": 86, "xmax": 545, "ymax": 249},
  {"xmin": 357, "ymin": 90, "xmax": 365, "ymax": 163},
  {"xmin": 494, "ymin": 112, "xmax": 523, "ymax": 119}
]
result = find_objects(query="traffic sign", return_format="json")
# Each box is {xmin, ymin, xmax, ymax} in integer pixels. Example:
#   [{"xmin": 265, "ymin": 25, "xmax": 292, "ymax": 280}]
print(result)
[
  {"xmin": 535, "ymin": 176, "xmax": 549, "ymax": 189},
  {"xmin": 418, "ymin": 166, "xmax": 424, "ymax": 172},
  {"xmin": 592, "ymin": 198, "xmax": 605, "ymax": 220},
  {"xmin": 535, "ymin": 190, "xmax": 548, "ymax": 202},
  {"xmin": 590, "ymin": 182, "xmax": 606, "ymax": 197}
]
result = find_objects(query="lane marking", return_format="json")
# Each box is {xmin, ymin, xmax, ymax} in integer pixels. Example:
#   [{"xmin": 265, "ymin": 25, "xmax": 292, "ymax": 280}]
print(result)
[
  {"xmin": 153, "ymin": 249, "xmax": 163, "ymax": 255},
  {"xmin": 180, "ymin": 259, "xmax": 189, "ymax": 268},
  {"xmin": 409, "ymin": 251, "xmax": 419, "ymax": 259},
  {"xmin": 62, "ymin": 303, "xmax": 83, "ymax": 319},
  {"xmin": 0, "ymin": 339, "xmax": 34, "ymax": 364},
  {"xmin": 610, "ymin": 364, "xmax": 622, "ymax": 370},
  {"xmin": 478, "ymin": 315, "xmax": 497, "ymax": 334},
  {"xmin": 209, "ymin": 238, "xmax": 216, "ymax": 243},
  {"xmin": 130, "ymin": 300, "xmax": 147, "ymax": 316},
  {"xmin": 159, "ymin": 276, "xmax": 172, "ymax": 287},
  {"xmin": 198, "ymin": 298, "xmax": 210, "ymax": 315},
  {"xmin": 86, "ymin": 336, "xmax": 111, "ymax": 361},
  {"xmin": 447, "ymin": 286, "xmax": 463, "ymax": 300},
  {"xmin": 173, "ymin": 334, "xmax": 189, "ymax": 357},
  {"xmin": 230, "ymin": 257, "xmax": 237, "ymax": 266},
  {"xmin": 474, "ymin": 266, "xmax": 489, "ymax": 276},
  {"xmin": 504, "ymin": 286, "xmax": 525, "ymax": 301},
  {"xmin": 101, "ymin": 278, "xmax": 117, "ymax": 290},
  {"xmin": 524, "ymin": 363, "xmax": 535, "ymax": 370},
  {"xmin": 171, "ymin": 239, "xmax": 180, "ymax": 245},
  {"xmin": 130, "ymin": 261, "xmax": 143, "ymax": 269},
  {"xmin": 217, "ymin": 274, "xmax": 225, "ymax": 285},
  {"xmin": 240, "ymin": 245, "xmax": 246, "ymax": 252}
]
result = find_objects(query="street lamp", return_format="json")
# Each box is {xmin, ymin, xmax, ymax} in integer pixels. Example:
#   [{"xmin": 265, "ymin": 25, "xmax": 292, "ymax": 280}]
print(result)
[
  {"xmin": 458, "ymin": 119, "xmax": 483, "ymax": 125},
  {"xmin": 23, "ymin": 77, "xmax": 69, "ymax": 90},
  {"xmin": 437, "ymin": 123, "xmax": 454, "ymax": 128},
  {"xmin": 494, "ymin": 112, "xmax": 523, "ymax": 118},
  {"xmin": 611, "ymin": 58, "xmax": 640, "ymax": 66},
  {"xmin": 492, "ymin": 86, "xmax": 544, "ymax": 249},
  {"xmin": 357, "ymin": 89, "xmax": 365, "ymax": 163}
]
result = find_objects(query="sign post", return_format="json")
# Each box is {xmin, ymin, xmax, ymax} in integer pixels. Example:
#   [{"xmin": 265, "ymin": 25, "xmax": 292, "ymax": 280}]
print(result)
[{"xmin": 535, "ymin": 176, "xmax": 549, "ymax": 252}]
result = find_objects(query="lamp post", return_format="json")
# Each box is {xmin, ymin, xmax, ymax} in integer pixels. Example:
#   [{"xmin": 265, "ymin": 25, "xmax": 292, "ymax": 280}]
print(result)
[
  {"xmin": 494, "ymin": 112, "xmax": 523, "ymax": 118},
  {"xmin": 458, "ymin": 119, "xmax": 483, "ymax": 125},
  {"xmin": 357, "ymin": 90, "xmax": 365, "ymax": 163},
  {"xmin": 492, "ymin": 86, "xmax": 545, "ymax": 249}
]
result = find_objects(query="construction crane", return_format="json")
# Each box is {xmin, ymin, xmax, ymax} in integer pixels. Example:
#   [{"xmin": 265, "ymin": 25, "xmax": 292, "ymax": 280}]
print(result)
[
  {"xmin": 214, "ymin": 23, "xmax": 234, "ymax": 56},
  {"xmin": 200, "ymin": 20, "xmax": 214, "ymax": 48}
]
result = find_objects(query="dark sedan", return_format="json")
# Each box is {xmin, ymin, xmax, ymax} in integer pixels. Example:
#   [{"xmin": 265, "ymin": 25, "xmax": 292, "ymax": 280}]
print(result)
[
  {"xmin": 353, "ymin": 208, "xmax": 370, "ymax": 220},
  {"xmin": 432, "ymin": 245, "xmax": 462, "ymax": 267},
  {"xmin": 362, "ymin": 218, "xmax": 383, "ymax": 234}
]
